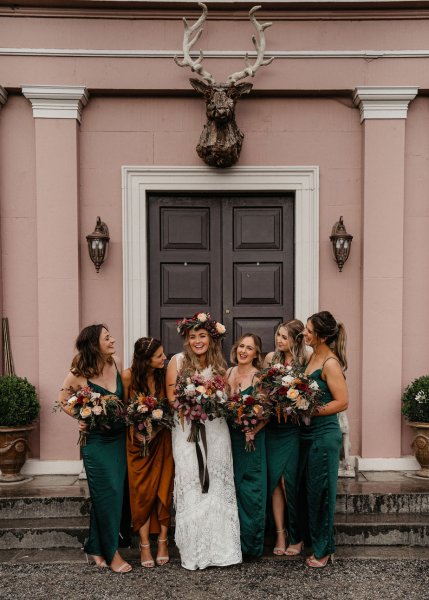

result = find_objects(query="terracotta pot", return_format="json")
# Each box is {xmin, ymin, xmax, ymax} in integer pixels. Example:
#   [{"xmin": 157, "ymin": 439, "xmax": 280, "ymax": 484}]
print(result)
[
  {"xmin": 408, "ymin": 422, "xmax": 429, "ymax": 479},
  {"xmin": 0, "ymin": 425, "xmax": 35, "ymax": 483}
]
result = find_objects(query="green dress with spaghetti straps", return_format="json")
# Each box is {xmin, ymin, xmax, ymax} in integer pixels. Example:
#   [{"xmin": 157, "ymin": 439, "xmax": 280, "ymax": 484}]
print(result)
[
  {"xmin": 229, "ymin": 384, "xmax": 267, "ymax": 557},
  {"xmin": 299, "ymin": 359, "xmax": 342, "ymax": 559},
  {"xmin": 82, "ymin": 370, "xmax": 127, "ymax": 564}
]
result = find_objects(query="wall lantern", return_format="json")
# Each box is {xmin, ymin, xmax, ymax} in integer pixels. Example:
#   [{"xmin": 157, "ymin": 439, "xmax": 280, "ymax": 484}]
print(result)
[
  {"xmin": 86, "ymin": 217, "xmax": 110, "ymax": 273},
  {"xmin": 330, "ymin": 216, "xmax": 353, "ymax": 272}
]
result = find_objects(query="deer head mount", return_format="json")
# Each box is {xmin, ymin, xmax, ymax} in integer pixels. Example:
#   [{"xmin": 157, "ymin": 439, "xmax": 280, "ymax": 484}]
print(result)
[{"xmin": 174, "ymin": 3, "xmax": 274, "ymax": 168}]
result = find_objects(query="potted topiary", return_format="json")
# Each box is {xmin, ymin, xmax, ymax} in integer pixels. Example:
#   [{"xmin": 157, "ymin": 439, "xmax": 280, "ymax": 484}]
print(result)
[
  {"xmin": 401, "ymin": 375, "xmax": 429, "ymax": 479},
  {"xmin": 0, "ymin": 375, "xmax": 40, "ymax": 482}
]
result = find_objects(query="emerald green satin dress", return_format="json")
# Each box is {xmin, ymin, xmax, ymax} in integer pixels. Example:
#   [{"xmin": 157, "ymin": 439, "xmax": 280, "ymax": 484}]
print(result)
[
  {"xmin": 299, "ymin": 368, "xmax": 342, "ymax": 559},
  {"xmin": 230, "ymin": 385, "xmax": 267, "ymax": 558},
  {"xmin": 265, "ymin": 418, "xmax": 301, "ymax": 545},
  {"xmin": 82, "ymin": 372, "xmax": 127, "ymax": 563}
]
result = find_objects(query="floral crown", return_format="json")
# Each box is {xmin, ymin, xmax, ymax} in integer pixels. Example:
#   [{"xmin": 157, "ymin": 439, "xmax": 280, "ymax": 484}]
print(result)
[{"xmin": 176, "ymin": 312, "xmax": 227, "ymax": 340}]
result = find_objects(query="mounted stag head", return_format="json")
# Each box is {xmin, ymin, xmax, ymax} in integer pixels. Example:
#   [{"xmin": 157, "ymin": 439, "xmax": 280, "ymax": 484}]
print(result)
[{"xmin": 174, "ymin": 3, "xmax": 274, "ymax": 168}]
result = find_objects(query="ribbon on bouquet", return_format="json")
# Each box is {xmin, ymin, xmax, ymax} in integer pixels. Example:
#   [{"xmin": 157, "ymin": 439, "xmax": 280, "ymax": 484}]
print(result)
[{"xmin": 187, "ymin": 421, "xmax": 210, "ymax": 494}]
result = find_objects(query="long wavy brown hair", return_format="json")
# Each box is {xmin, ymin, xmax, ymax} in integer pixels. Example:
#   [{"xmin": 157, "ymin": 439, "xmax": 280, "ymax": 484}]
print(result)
[
  {"xmin": 131, "ymin": 337, "xmax": 165, "ymax": 397},
  {"xmin": 180, "ymin": 328, "xmax": 227, "ymax": 376},
  {"xmin": 272, "ymin": 319, "xmax": 307, "ymax": 368},
  {"xmin": 70, "ymin": 324, "xmax": 113, "ymax": 378},
  {"xmin": 309, "ymin": 311, "xmax": 348, "ymax": 371}
]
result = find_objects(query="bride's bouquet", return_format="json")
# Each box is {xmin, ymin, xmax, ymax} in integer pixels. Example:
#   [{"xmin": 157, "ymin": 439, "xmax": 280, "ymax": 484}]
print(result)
[
  {"xmin": 174, "ymin": 366, "xmax": 228, "ymax": 443},
  {"xmin": 56, "ymin": 385, "xmax": 126, "ymax": 446},
  {"xmin": 126, "ymin": 393, "xmax": 174, "ymax": 457},
  {"xmin": 259, "ymin": 363, "xmax": 322, "ymax": 425},
  {"xmin": 227, "ymin": 390, "xmax": 269, "ymax": 451}
]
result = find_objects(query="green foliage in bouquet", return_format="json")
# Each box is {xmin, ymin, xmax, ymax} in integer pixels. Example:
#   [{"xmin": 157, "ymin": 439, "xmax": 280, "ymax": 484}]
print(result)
[
  {"xmin": 0, "ymin": 375, "xmax": 40, "ymax": 426},
  {"xmin": 401, "ymin": 375, "xmax": 429, "ymax": 423}
]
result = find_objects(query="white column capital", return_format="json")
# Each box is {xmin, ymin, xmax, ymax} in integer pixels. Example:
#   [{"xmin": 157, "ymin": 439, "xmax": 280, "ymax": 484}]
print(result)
[
  {"xmin": 0, "ymin": 86, "xmax": 7, "ymax": 107},
  {"xmin": 22, "ymin": 85, "xmax": 89, "ymax": 122},
  {"xmin": 353, "ymin": 86, "xmax": 418, "ymax": 122}
]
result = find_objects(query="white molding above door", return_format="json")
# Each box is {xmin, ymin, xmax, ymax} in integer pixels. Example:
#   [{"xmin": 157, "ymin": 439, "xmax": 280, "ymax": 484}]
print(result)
[{"xmin": 122, "ymin": 166, "xmax": 319, "ymax": 367}]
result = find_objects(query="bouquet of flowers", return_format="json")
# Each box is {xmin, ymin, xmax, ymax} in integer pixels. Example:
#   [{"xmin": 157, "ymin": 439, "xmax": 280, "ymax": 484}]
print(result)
[
  {"xmin": 259, "ymin": 363, "xmax": 322, "ymax": 425},
  {"xmin": 126, "ymin": 393, "xmax": 174, "ymax": 457},
  {"xmin": 56, "ymin": 385, "xmax": 126, "ymax": 446},
  {"xmin": 227, "ymin": 390, "xmax": 268, "ymax": 451},
  {"xmin": 174, "ymin": 366, "xmax": 228, "ymax": 442}
]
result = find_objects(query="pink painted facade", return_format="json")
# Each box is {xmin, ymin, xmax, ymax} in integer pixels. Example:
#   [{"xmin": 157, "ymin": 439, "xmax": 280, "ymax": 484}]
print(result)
[{"xmin": 0, "ymin": 0, "xmax": 428, "ymax": 470}]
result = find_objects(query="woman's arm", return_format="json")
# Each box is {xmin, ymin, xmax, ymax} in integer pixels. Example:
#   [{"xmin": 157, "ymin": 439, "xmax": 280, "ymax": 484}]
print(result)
[
  {"xmin": 166, "ymin": 355, "xmax": 178, "ymax": 407},
  {"xmin": 121, "ymin": 368, "xmax": 132, "ymax": 402},
  {"xmin": 263, "ymin": 351, "xmax": 274, "ymax": 368},
  {"xmin": 58, "ymin": 372, "xmax": 84, "ymax": 416},
  {"xmin": 317, "ymin": 359, "xmax": 349, "ymax": 416}
]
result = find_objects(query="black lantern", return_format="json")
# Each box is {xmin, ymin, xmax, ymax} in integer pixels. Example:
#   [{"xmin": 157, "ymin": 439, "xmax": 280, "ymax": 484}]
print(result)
[
  {"xmin": 330, "ymin": 216, "xmax": 353, "ymax": 272},
  {"xmin": 86, "ymin": 217, "xmax": 110, "ymax": 273}
]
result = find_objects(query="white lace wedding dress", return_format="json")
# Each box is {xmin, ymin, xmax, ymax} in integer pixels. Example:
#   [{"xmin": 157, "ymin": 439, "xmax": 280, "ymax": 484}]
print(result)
[{"xmin": 172, "ymin": 354, "xmax": 242, "ymax": 570}]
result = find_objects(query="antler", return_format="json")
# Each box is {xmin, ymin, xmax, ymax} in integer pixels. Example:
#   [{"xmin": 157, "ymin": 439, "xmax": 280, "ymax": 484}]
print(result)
[
  {"xmin": 226, "ymin": 6, "xmax": 274, "ymax": 85},
  {"xmin": 174, "ymin": 2, "xmax": 215, "ymax": 85}
]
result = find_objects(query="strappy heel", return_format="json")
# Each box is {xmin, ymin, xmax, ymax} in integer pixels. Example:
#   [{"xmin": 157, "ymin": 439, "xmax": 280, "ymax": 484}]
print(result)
[
  {"xmin": 273, "ymin": 529, "xmax": 287, "ymax": 555},
  {"xmin": 284, "ymin": 541, "xmax": 303, "ymax": 557},
  {"xmin": 110, "ymin": 561, "xmax": 133, "ymax": 573},
  {"xmin": 306, "ymin": 553, "xmax": 334, "ymax": 568},
  {"xmin": 139, "ymin": 541, "xmax": 155, "ymax": 568},
  {"xmin": 85, "ymin": 553, "xmax": 107, "ymax": 568},
  {"xmin": 156, "ymin": 537, "xmax": 170, "ymax": 566}
]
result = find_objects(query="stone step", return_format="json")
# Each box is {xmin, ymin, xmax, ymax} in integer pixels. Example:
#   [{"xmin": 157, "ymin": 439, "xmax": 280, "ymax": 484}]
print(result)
[
  {"xmin": 0, "ymin": 517, "xmax": 88, "ymax": 550},
  {"xmin": 335, "ymin": 513, "xmax": 429, "ymax": 546},
  {"xmin": 335, "ymin": 491, "xmax": 429, "ymax": 514},
  {"xmin": 1, "ymin": 513, "xmax": 428, "ymax": 550},
  {"xmin": 0, "ymin": 495, "xmax": 91, "ymax": 520}
]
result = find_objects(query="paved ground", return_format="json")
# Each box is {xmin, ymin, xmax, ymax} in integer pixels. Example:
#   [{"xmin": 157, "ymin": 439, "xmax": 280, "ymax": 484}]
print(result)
[{"xmin": 1, "ymin": 556, "xmax": 429, "ymax": 600}]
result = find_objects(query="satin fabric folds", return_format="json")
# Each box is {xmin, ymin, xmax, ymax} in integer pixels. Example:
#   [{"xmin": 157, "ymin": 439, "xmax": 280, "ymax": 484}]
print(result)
[
  {"xmin": 82, "ymin": 375, "xmax": 127, "ymax": 564},
  {"xmin": 127, "ymin": 426, "xmax": 174, "ymax": 534}
]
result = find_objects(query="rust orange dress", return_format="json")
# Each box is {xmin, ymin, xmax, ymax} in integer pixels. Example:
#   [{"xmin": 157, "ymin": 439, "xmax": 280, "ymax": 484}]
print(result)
[{"xmin": 126, "ymin": 392, "xmax": 174, "ymax": 534}]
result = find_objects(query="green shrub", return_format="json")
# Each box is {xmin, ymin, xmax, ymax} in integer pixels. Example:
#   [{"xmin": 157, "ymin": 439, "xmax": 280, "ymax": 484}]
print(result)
[
  {"xmin": 401, "ymin": 375, "xmax": 429, "ymax": 423},
  {"xmin": 0, "ymin": 375, "xmax": 40, "ymax": 427}
]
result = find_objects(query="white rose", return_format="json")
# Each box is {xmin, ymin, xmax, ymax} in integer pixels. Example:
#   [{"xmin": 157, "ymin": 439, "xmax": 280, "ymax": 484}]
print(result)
[
  {"xmin": 137, "ymin": 405, "xmax": 149, "ymax": 413},
  {"xmin": 282, "ymin": 375, "xmax": 294, "ymax": 384},
  {"xmin": 197, "ymin": 313, "xmax": 207, "ymax": 322},
  {"xmin": 273, "ymin": 363, "xmax": 284, "ymax": 370},
  {"xmin": 185, "ymin": 384, "xmax": 196, "ymax": 393},
  {"xmin": 215, "ymin": 322, "xmax": 226, "ymax": 334},
  {"xmin": 216, "ymin": 390, "xmax": 226, "ymax": 402},
  {"xmin": 91, "ymin": 393, "xmax": 101, "ymax": 399},
  {"xmin": 309, "ymin": 381, "xmax": 319, "ymax": 390},
  {"xmin": 92, "ymin": 405, "xmax": 103, "ymax": 416},
  {"xmin": 152, "ymin": 409, "xmax": 163, "ymax": 420}
]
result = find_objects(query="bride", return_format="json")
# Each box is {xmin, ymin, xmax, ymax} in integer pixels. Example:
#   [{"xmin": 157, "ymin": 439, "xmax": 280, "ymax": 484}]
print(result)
[{"xmin": 166, "ymin": 313, "xmax": 242, "ymax": 570}]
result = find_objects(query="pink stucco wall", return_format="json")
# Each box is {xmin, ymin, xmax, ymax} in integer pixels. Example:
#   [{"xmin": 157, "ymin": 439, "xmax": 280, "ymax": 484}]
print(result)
[{"xmin": 1, "ymin": 1, "xmax": 428, "ymax": 462}]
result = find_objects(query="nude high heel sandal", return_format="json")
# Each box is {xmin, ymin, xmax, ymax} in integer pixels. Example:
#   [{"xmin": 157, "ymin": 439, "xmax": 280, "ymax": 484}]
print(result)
[
  {"xmin": 156, "ymin": 537, "xmax": 170, "ymax": 566},
  {"xmin": 139, "ymin": 541, "xmax": 155, "ymax": 568},
  {"xmin": 273, "ymin": 529, "xmax": 287, "ymax": 555},
  {"xmin": 306, "ymin": 554, "xmax": 334, "ymax": 568}
]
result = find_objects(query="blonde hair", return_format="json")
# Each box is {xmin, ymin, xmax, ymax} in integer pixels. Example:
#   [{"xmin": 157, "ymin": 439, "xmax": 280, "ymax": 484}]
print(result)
[
  {"xmin": 309, "ymin": 311, "xmax": 348, "ymax": 371},
  {"xmin": 180, "ymin": 329, "xmax": 227, "ymax": 376},
  {"xmin": 272, "ymin": 319, "xmax": 307, "ymax": 368},
  {"xmin": 230, "ymin": 333, "xmax": 263, "ymax": 369}
]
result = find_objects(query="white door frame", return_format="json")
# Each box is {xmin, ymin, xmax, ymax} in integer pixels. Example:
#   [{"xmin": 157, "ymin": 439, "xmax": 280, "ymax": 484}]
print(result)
[{"xmin": 122, "ymin": 166, "xmax": 319, "ymax": 367}]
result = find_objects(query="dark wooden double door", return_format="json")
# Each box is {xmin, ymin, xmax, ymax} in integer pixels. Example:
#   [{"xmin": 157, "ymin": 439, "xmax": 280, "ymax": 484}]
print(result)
[{"xmin": 148, "ymin": 193, "xmax": 295, "ymax": 359}]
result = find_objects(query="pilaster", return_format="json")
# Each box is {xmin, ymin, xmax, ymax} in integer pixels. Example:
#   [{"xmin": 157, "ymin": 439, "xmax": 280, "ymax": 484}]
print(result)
[
  {"xmin": 23, "ymin": 85, "xmax": 88, "ymax": 460},
  {"xmin": 354, "ymin": 86, "xmax": 418, "ymax": 458}
]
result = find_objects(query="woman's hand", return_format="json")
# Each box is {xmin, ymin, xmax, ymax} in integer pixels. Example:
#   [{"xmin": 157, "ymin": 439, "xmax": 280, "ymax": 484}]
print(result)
[
  {"xmin": 245, "ymin": 430, "xmax": 255, "ymax": 443},
  {"xmin": 78, "ymin": 420, "xmax": 88, "ymax": 432}
]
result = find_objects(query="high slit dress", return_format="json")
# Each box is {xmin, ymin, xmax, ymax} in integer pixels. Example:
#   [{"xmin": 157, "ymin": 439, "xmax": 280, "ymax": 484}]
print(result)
[
  {"xmin": 127, "ymin": 397, "xmax": 174, "ymax": 534},
  {"xmin": 82, "ymin": 371, "xmax": 128, "ymax": 564},
  {"xmin": 265, "ymin": 418, "xmax": 301, "ymax": 545},
  {"xmin": 229, "ymin": 384, "xmax": 267, "ymax": 557},
  {"xmin": 299, "ymin": 367, "xmax": 342, "ymax": 559},
  {"xmin": 264, "ymin": 356, "xmax": 301, "ymax": 545}
]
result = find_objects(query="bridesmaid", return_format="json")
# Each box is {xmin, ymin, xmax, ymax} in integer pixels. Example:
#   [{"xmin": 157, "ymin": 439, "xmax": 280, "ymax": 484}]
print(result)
[
  {"xmin": 263, "ymin": 320, "xmax": 308, "ymax": 556},
  {"xmin": 122, "ymin": 337, "xmax": 174, "ymax": 569},
  {"xmin": 59, "ymin": 324, "xmax": 132, "ymax": 573},
  {"xmin": 227, "ymin": 333, "xmax": 267, "ymax": 558},
  {"xmin": 302, "ymin": 311, "xmax": 348, "ymax": 568}
]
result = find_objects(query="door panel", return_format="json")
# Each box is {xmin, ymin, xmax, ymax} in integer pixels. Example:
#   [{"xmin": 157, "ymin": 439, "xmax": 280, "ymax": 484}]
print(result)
[{"xmin": 148, "ymin": 193, "xmax": 294, "ymax": 359}]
